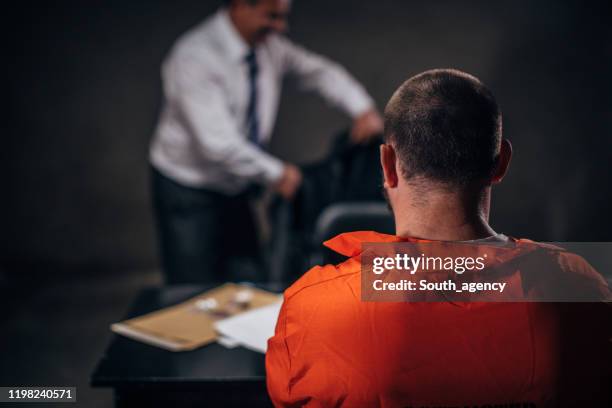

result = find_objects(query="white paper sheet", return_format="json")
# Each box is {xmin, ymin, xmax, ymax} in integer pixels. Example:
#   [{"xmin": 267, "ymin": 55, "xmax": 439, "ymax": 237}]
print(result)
[
  {"xmin": 214, "ymin": 301, "xmax": 283, "ymax": 353},
  {"xmin": 217, "ymin": 335, "xmax": 240, "ymax": 348}
]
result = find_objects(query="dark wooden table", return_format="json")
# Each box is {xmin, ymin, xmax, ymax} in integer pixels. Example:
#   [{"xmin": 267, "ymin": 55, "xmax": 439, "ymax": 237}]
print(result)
[{"xmin": 91, "ymin": 284, "xmax": 284, "ymax": 407}]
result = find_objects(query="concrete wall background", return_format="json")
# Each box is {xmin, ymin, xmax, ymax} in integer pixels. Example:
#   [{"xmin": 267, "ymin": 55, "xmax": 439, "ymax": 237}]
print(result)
[{"xmin": 4, "ymin": 0, "xmax": 611, "ymax": 274}]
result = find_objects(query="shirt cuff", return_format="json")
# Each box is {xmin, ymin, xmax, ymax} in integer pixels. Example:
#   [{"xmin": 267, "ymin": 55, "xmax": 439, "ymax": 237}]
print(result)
[
  {"xmin": 260, "ymin": 155, "xmax": 285, "ymax": 185},
  {"xmin": 344, "ymin": 91, "xmax": 375, "ymax": 119}
]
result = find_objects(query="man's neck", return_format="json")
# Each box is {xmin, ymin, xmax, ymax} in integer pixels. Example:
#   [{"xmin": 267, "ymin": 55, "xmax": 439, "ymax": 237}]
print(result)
[
  {"xmin": 227, "ymin": 8, "xmax": 255, "ymax": 47},
  {"xmin": 392, "ymin": 186, "xmax": 497, "ymax": 241}
]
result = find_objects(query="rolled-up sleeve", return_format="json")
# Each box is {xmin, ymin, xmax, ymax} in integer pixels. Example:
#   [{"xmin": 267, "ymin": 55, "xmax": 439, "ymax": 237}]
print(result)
[
  {"xmin": 276, "ymin": 36, "xmax": 374, "ymax": 118},
  {"xmin": 163, "ymin": 53, "xmax": 284, "ymax": 185}
]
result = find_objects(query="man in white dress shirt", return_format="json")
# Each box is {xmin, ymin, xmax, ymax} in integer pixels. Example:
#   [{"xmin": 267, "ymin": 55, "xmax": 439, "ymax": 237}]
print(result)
[{"xmin": 150, "ymin": 0, "xmax": 383, "ymax": 283}]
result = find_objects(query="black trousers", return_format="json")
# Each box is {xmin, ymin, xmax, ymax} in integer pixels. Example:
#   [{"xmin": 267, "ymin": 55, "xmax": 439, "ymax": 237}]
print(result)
[{"xmin": 151, "ymin": 168, "xmax": 263, "ymax": 284}]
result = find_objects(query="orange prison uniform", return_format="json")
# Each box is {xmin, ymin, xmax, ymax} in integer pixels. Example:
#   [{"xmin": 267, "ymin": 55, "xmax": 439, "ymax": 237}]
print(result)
[{"xmin": 266, "ymin": 231, "xmax": 611, "ymax": 407}]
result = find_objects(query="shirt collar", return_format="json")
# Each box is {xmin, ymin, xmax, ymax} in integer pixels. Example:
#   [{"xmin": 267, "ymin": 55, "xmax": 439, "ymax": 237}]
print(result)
[
  {"xmin": 214, "ymin": 8, "xmax": 251, "ymax": 62},
  {"xmin": 324, "ymin": 231, "xmax": 519, "ymax": 258},
  {"xmin": 323, "ymin": 231, "xmax": 402, "ymax": 257}
]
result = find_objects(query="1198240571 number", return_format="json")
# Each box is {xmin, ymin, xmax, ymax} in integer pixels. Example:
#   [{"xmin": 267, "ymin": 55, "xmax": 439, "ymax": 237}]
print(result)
[{"xmin": 3, "ymin": 387, "xmax": 75, "ymax": 401}]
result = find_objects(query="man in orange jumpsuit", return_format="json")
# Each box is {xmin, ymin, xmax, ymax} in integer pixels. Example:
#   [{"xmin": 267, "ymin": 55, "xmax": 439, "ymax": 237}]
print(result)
[{"xmin": 266, "ymin": 69, "xmax": 611, "ymax": 407}]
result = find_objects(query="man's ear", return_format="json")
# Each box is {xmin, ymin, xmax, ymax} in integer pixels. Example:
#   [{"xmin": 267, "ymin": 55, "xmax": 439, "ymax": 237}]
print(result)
[
  {"xmin": 380, "ymin": 143, "xmax": 399, "ymax": 188},
  {"xmin": 491, "ymin": 138, "xmax": 512, "ymax": 184}
]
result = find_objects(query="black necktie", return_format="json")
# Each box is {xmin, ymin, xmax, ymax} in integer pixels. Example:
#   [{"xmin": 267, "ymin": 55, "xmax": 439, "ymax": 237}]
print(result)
[{"xmin": 245, "ymin": 49, "xmax": 260, "ymax": 146}]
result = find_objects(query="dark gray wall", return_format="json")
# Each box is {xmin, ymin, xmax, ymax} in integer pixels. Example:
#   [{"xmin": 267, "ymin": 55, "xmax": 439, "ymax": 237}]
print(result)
[{"xmin": 4, "ymin": 0, "xmax": 611, "ymax": 274}]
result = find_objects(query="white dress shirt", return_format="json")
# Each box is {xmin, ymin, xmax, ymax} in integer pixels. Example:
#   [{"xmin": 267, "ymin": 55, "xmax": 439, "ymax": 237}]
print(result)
[{"xmin": 150, "ymin": 8, "xmax": 374, "ymax": 195}]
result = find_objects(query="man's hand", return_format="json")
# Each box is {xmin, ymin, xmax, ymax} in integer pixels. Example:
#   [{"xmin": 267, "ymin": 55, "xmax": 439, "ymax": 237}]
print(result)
[
  {"xmin": 350, "ymin": 108, "xmax": 384, "ymax": 144},
  {"xmin": 274, "ymin": 163, "xmax": 302, "ymax": 200}
]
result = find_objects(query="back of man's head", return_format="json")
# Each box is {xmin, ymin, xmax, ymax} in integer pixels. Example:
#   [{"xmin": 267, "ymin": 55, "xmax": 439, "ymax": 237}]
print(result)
[{"xmin": 384, "ymin": 69, "xmax": 502, "ymax": 187}]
